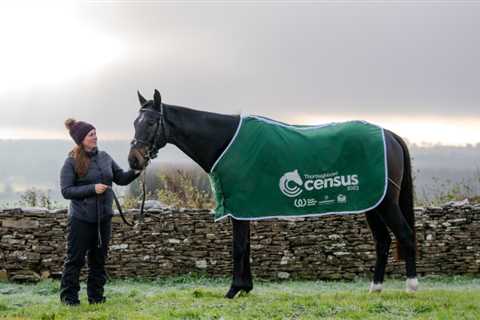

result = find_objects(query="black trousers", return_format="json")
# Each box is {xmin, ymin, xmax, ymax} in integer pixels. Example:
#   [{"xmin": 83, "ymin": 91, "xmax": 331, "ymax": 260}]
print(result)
[{"xmin": 60, "ymin": 216, "xmax": 111, "ymax": 303}]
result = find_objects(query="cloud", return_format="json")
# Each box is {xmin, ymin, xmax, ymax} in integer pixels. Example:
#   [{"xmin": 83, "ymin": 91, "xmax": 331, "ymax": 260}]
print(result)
[{"xmin": 1, "ymin": 3, "xmax": 479, "ymax": 140}]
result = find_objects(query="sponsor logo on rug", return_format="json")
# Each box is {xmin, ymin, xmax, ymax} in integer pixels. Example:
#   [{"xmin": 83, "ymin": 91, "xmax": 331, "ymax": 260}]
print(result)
[{"xmin": 280, "ymin": 170, "xmax": 359, "ymax": 205}]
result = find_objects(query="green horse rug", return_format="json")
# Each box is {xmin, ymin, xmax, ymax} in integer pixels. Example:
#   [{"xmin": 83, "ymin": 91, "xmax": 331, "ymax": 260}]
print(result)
[{"xmin": 209, "ymin": 115, "xmax": 387, "ymax": 221}]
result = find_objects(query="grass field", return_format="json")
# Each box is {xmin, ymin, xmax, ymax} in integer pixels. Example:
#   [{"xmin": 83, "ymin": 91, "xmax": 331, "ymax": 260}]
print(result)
[{"xmin": 0, "ymin": 275, "xmax": 479, "ymax": 319}]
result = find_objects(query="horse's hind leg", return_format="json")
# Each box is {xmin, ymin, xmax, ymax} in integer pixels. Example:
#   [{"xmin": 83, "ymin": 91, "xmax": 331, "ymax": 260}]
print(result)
[
  {"xmin": 366, "ymin": 209, "xmax": 392, "ymax": 293},
  {"xmin": 225, "ymin": 218, "xmax": 253, "ymax": 299},
  {"xmin": 379, "ymin": 199, "xmax": 417, "ymax": 292}
]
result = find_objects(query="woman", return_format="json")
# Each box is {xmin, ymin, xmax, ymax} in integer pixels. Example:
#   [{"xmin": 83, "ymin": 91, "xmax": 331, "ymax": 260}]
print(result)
[{"xmin": 60, "ymin": 118, "xmax": 140, "ymax": 306}]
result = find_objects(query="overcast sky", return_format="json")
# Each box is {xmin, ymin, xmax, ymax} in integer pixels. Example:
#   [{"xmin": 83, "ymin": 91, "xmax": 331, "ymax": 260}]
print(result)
[{"xmin": 0, "ymin": 1, "xmax": 479, "ymax": 145}]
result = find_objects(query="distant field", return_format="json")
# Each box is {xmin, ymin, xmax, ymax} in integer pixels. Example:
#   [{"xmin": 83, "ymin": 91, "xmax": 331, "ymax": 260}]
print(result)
[{"xmin": 1, "ymin": 276, "xmax": 479, "ymax": 319}]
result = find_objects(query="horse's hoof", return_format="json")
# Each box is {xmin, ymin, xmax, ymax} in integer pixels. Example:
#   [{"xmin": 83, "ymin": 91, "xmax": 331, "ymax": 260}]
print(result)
[
  {"xmin": 225, "ymin": 286, "xmax": 241, "ymax": 299},
  {"xmin": 406, "ymin": 277, "xmax": 418, "ymax": 293},
  {"xmin": 225, "ymin": 286, "xmax": 253, "ymax": 299},
  {"xmin": 369, "ymin": 282, "xmax": 383, "ymax": 293}
]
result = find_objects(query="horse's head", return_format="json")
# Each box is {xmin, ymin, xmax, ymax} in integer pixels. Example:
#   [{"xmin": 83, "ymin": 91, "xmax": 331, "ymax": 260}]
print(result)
[{"xmin": 128, "ymin": 89, "xmax": 167, "ymax": 170}]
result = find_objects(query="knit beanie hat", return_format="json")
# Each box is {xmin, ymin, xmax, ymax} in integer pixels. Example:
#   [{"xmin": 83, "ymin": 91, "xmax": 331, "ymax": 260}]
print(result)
[{"xmin": 64, "ymin": 118, "xmax": 95, "ymax": 145}]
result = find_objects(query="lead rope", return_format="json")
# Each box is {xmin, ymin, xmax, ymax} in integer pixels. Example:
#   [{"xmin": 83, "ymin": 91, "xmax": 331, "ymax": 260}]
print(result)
[
  {"xmin": 110, "ymin": 186, "xmax": 134, "ymax": 227},
  {"xmin": 139, "ymin": 169, "xmax": 146, "ymax": 225},
  {"xmin": 96, "ymin": 195, "xmax": 103, "ymax": 248},
  {"xmin": 109, "ymin": 168, "xmax": 149, "ymax": 228}
]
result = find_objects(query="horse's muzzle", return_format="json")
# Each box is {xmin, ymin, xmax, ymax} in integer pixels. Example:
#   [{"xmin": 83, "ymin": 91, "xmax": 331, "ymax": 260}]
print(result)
[{"xmin": 128, "ymin": 148, "xmax": 148, "ymax": 170}]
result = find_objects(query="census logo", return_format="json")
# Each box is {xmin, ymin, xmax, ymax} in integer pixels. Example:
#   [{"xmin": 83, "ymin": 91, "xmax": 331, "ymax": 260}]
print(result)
[
  {"xmin": 279, "ymin": 170, "xmax": 303, "ymax": 198},
  {"xmin": 279, "ymin": 169, "xmax": 359, "ymax": 198}
]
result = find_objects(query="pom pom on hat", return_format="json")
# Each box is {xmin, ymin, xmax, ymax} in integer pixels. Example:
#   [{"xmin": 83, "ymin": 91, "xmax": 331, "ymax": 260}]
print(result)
[
  {"xmin": 64, "ymin": 118, "xmax": 76, "ymax": 131},
  {"xmin": 65, "ymin": 118, "xmax": 95, "ymax": 145}
]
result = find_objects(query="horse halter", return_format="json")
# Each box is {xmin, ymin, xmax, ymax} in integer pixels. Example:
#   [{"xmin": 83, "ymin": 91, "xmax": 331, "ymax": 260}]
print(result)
[
  {"xmin": 120, "ymin": 104, "xmax": 167, "ymax": 228},
  {"xmin": 130, "ymin": 104, "xmax": 168, "ymax": 161}
]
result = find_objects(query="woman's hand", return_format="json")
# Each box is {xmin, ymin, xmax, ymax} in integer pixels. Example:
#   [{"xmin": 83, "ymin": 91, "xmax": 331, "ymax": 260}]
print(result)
[{"xmin": 95, "ymin": 183, "xmax": 109, "ymax": 194}]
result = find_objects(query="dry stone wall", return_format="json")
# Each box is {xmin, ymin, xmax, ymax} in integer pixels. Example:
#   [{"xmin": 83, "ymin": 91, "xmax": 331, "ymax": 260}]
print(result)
[{"xmin": 0, "ymin": 205, "xmax": 479, "ymax": 282}]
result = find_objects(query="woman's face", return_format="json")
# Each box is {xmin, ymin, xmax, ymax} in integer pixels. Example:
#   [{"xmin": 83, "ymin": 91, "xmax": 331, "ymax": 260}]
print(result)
[{"xmin": 82, "ymin": 129, "xmax": 97, "ymax": 151}]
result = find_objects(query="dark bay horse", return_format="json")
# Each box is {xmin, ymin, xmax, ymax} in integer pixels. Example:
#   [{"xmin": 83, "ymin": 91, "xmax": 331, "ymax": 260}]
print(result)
[{"xmin": 128, "ymin": 90, "xmax": 417, "ymax": 298}]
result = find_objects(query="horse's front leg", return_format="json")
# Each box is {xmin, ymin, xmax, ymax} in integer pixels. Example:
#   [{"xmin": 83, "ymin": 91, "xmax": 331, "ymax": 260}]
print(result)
[{"xmin": 225, "ymin": 218, "xmax": 253, "ymax": 299}]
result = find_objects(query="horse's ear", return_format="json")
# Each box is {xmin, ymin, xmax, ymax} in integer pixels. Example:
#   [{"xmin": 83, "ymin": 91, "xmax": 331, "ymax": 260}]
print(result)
[
  {"xmin": 153, "ymin": 89, "xmax": 162, "ymax": 111},
  {"xmin": 137, "ymin": 90, "xmax": 147, "ymax": 106}
]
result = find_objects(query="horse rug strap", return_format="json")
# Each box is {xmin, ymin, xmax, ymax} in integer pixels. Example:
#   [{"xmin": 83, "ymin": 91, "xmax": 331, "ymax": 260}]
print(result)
[{"xmin": 209, "ymin": 116, "xmax": 387, "ymax": 221}]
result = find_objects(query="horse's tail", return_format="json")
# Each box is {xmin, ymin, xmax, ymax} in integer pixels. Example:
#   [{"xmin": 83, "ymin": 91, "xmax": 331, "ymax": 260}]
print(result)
[{"xmin": 393, "ymin": 133, "xmax": 415, "ymax": 260}]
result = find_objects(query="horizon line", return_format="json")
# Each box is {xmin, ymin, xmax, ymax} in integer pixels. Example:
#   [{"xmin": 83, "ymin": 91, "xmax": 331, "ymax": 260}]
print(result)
[{"xmin": 1, "ymin": 137, "xmax": 480, "ymax": 148}]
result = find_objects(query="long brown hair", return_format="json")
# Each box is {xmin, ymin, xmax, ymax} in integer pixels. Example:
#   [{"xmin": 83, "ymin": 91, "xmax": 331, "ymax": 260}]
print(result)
[
  {"xmin": 65, "ymin": 118, "xmax": 90, "ymax": 177},
  {"xmin": 69, "ymin": 145, "xmax": 90, "ymax": 177}
]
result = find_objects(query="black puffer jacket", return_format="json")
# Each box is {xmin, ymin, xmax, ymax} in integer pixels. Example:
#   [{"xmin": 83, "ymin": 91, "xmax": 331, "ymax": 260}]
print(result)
[{"xmin": 60, "ymin": 148, "xmax": 139, "ymax": 223}]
